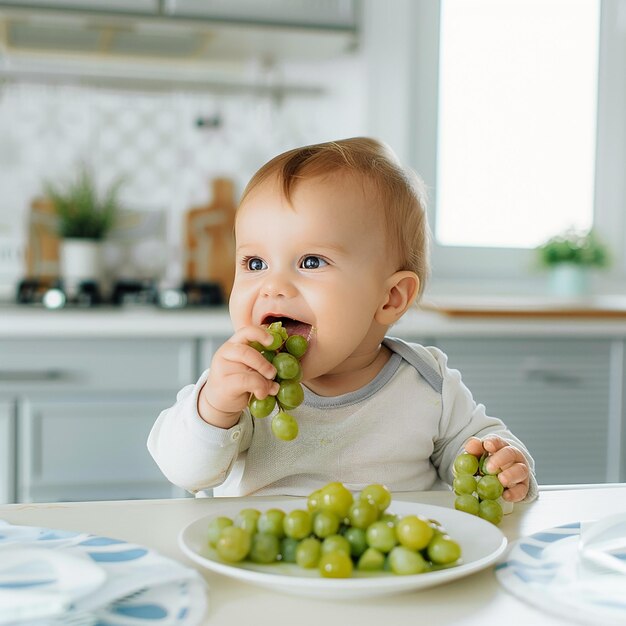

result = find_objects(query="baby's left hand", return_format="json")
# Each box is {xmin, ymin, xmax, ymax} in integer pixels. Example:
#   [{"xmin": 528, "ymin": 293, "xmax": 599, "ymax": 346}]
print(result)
[{"xmin": 464, "ymin": 436, "xmax": 530, "ymax": 502}]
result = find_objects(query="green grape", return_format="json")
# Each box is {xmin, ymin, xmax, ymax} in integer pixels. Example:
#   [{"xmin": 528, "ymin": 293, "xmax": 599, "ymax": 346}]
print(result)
[
  {"xmin": 248, "ymin": 321, "xmax": 306, "ymax": 441},
  {"xmin": 207, "ymin": 516, "xmax": 233, "ymax": 548},
  {"xmin": 365, "ymin": 521, "xmax": 398, "ymax": 553},
  {"xmin": 268, "ymin": 321, "xmax": 288, "ymax": 341},
  {"xmin": 313, "ymin": 510, "xmax": 340, "ymax": 538},
  {"xmin": 285, "ymin": 334, "xmax": 308, "ymax": 358},
  {"xmin": 395, "ymin": 515, "xmax": 434, "ymax": 551},
  {"xmin": 216, "ymin": 526, "xmax": 251, "ymax": 562},
  {"xmin": 453, "ymin": 453, "xmax": 479, "ymax": 476},
  {"xmin": 380, "ymin": 513, "xmax": 398, "ymax": 526},
  {"xmin": 307, "ymin": 489, "xmax": 323, "ymax": 513},
  {"xmin": 321, "ymin": 534, "xmax": 351, "ymax": 557},
  {"xmin": 257, "ymin": 509, "xmax": 286, "ymax": 538},
  {"xmin": 209, "ymin": 482, "xmax": 470, "ymax": 578},
  {"xmin": 260, "ymin": 350, "xmax": 276, "ymax": 363},
  {"xmin": 357, "ymin": 547, "xmax": 385, "ymax": 571},
  {"xmin": 348, "ymin": 500, "xmax": 379, "ymax": 530},
  {"xmin": 271, "ymin": 411, "xmax": 299, "ymax": 441},
  {"xmin": 343, "ymin": 527, "xmax": 368, "ymax": 558},
  {"xmin": 479, "ymin": 452, "xmax": 500, "ymax": 476},
  {"xmin": 319, "ymin": 482, "xmax": 354, "ymax": 518},
  {"xmin": 249, "ymin": 532, "xmax": 280, "ymax": 564},
  {"xmin": 272, "ymin": 353, "xmax": 300, "ymax": 380},
  {"xmin": 295, "ymin": 537, "xmax": 321, "ymax": 568},
  {"xmin": 426, "ymin": 534, "xmax": 462, "ymax": 565},
  {"xmin": 388, "ymin": 546, "xmax": 428, "ymax": 575},
  {"xmin": 479, "ymin": 499, "xmax": 503, "ymax": 525},
  {"xmin": 234, "ymin": 508, "xmax": 261, "ymax": 534},
  {"xmin": 476, "ymin": 474, "xmax": 504, "ymax": 501},
  {"xmin": 359, "ymin": 483, "xmax": 391, "ymax": 512},
  {"xmin": 453, "ymin": 474, "xmax": 477, "ymax": 496},
  {"xmin": 319, "ymin": 551, "xmax": 353, "ymax": 578},
  {"xmin": 283, "ymin": 509, "xmax": 312, "ymax": 540},
  {"xmin": 277, "ymin": 380, "xmax": 304, "ymax": 410},
  {"xmin": 454, "ymin": 494, "xmax": 480, "ymax": 516},
  {"xmin": 265, "ymin": 330, "xmax": 284, "ymax": 351},
  {"xmin": 249, "ymin": 394, "xmax": 276, "ymax": 419},
  {"xmin": 279, "ymin": 537, "xmax": 299, "ymax": 563}
]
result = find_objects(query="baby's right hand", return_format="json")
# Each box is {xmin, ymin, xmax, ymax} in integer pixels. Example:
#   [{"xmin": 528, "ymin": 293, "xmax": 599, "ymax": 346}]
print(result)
[{"xmin": 198, "ymin": 326, "xmax": 280, "ymax": 428}]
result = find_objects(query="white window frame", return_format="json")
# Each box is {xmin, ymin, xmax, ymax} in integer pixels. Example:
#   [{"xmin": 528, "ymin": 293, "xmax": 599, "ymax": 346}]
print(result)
[{"xmin": 368, "ymin": 0, "xmax": 626, "ymax": 286}]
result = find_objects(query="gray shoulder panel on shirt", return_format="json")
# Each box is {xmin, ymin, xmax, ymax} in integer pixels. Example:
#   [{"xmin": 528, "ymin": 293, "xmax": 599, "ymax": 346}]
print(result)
[{"xmin": 383, "ymin": 337, "xmax": 443, "ymax": 394}]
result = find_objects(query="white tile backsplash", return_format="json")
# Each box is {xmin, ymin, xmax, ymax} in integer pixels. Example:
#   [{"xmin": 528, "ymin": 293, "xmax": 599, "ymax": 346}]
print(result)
[{"xmin": 0, "ymin": 54, "xmax": 366, "ymax": 294}]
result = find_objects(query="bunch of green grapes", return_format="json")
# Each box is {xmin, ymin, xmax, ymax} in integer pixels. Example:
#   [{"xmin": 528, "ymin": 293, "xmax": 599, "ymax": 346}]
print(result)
[
  {"xmin": 248, "ymin": 321, "xmax": 308, "ymax": 441},
  {"xmin": 206, "ymin": 482, "xmax": 462, "ymax": 578},
  {"xmin": 452, "ymin": 452, "xmax": 510, "ymax": 525}
]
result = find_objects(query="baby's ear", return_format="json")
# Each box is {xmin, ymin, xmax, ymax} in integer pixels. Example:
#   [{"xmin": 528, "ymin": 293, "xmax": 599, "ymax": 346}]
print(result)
[{"xmin": 375, "ymin": 270, "xmax": 419, "ymax": 325}]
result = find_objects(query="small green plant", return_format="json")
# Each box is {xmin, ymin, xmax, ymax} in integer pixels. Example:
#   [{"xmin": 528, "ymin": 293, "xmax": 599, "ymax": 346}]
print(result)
[
  {"xmin": 45, "ymin": 166, "xmax": 123, "ymax": 240},
  {"xmin": 537, "ymin": 228, "xmax": 609, "ymax": 268}
]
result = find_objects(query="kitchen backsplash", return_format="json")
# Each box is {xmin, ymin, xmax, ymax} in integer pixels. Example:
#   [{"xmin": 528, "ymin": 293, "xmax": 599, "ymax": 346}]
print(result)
[{"xmin": 0, "ymin": 56, "xmax": 365, "ymax": 296}]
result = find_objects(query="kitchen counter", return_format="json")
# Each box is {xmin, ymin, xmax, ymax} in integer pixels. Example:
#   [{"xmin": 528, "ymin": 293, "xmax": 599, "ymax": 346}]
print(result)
[
  {"xmin": 4, "ymin": 302, "xmax": 626, "ymax": 338},
  {"xmin": 2, "ymin": 485, "xmax": 626, "ymax": 625}
]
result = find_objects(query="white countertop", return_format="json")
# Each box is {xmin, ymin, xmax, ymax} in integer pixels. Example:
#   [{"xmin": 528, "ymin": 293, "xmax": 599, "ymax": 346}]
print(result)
[
  {"xmin": 3, "ymin": 304, "xmax": 626, "ymax": 338},
  {"xmin": 2, "ymin": 485, "xmax": 625, "ymax": 625}
]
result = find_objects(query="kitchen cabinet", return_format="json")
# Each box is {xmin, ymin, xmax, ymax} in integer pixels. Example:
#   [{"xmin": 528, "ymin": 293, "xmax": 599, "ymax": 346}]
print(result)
[
  {"xmin": 1, "ymin": 0, "xmax": 159, "ymax": 11},
  {"xmin": 166, "ymin": 0, "xmax": 358, "ymax": 29},
  {"xmin": 17, "ymin": 396, "xmax": 178, "ymax": 502},
  {"xmin": 0, "ymin": 400, "xmax": 15, "ymax": 504},
  {"xmin": 0, "ymin": 338, "xmax": 197, "ymax": 503},
  {"xmin": 420, "ymin": 338, "xmax": 615, "ymax": 485}
]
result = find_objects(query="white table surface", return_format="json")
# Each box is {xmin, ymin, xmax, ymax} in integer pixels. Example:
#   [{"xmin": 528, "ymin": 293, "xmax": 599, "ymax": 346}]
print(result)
[
  {"xmin": 1, "ymin": 485, "xmax": 626, "ymax": 626},
  {"xmin": 3, "ymin": 304, "xmax": 626, "ymax": 338}
]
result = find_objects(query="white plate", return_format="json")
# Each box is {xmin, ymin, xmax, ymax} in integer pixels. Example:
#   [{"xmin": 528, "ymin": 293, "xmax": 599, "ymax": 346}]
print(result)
[
  {"xmin": 179, "ymin": 499, "xmax": 507, "ymax": 599},
  {"xmin": 496, "ymin": 522, "xmax": 626, "ymax": 626}
]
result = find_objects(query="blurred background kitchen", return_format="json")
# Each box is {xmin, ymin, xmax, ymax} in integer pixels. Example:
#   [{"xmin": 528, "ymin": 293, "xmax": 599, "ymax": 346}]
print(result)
[{"xmin": 1, "ymin": 0, "xmax": 626, "ymax": 504}]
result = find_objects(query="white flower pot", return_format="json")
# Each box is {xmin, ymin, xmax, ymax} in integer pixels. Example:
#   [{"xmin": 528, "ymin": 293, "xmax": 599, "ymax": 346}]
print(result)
[
  {"xmin": 549, "ymin": 264, "xmax": 590, "ymax": 297},
  {"xmin": 60, "ymin": 239, "xmax": 102, "ymax": 293}
]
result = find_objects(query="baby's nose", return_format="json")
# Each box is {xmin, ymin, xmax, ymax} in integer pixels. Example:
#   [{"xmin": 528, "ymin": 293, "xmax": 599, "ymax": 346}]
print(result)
[{"xmin": 261, "ymin": 272, "xmax": 297, "ymax": 298}]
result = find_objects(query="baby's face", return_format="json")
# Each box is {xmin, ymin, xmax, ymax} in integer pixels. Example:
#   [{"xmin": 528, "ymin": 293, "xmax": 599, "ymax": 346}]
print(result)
[{"xmin": 229, "ymin": 172, "xmax": 397, "ymax": 382}]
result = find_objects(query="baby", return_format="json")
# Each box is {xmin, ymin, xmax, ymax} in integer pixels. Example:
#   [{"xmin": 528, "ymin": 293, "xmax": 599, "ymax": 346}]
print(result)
[{"xmin": 148, "ymin": 137, "xmax": 537, "ymax": 503}]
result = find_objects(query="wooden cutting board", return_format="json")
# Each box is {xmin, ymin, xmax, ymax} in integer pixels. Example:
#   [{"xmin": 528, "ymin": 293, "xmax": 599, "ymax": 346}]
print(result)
[
  {"xmin": 184, "ymin": 178, "xmax": 237, "ymax": 298},
  {"xmin": 421, "ymin": 296, "xmax": 626, "ymax": 318},
  {"xmin": 25, "ymin": 197, "xmax": 60, "ymax": 280}
]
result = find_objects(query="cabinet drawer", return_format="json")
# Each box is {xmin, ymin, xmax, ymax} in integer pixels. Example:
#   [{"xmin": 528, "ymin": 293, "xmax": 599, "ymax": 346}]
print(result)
[
  {"xmin": 434, "ymin": 338, "xmax": 612, "ymax": 485},
  {"xmin": 0, "ymin": 339, "xmax": 196, "ymax": 393},
  {"xmin": 18, "ymin": 397, "xmax": 176, "ymax": 502},
  {"xmin": 0, "ymin": 401, "xmax": 15, "ymax": 504}
]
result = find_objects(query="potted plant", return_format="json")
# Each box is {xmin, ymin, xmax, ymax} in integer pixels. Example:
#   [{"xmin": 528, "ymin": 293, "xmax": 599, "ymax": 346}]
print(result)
[
  {"xmin": 536, "ymin": 228, "xmax": 610, "ymax": 296},
  {"xmin": 45, "ymin": 167, "xmax": 123, "ymax": 292}
]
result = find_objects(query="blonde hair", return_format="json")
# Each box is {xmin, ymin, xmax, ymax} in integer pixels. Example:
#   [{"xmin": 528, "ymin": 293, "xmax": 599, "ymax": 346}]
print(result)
[{"xmin": 240, "ymin": 137, "xmax": 430, "ymax": 301}]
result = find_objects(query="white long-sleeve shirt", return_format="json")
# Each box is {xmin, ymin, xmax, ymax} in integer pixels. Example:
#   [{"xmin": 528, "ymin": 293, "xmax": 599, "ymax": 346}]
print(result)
[{"xmin": 147, "ymin": 338, "xmax": 538, "ymax": 500}]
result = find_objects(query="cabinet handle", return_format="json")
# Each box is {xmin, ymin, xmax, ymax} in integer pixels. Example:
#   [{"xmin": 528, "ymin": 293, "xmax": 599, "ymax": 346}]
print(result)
[
  {"xmin": 0, "ymin": 370, "xmax": 69, "ymax": 382},
  {"xmin": 523, "ymin": 367, "xmax": 582, "ymax": 387}
]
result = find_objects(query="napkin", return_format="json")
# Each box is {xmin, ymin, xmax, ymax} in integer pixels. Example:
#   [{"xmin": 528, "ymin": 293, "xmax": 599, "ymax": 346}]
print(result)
[
  {"xmin": 579, "ymin": 513, "xmax": 626, "ymax": 578},
  {"xmin": 0, "ymin": 547, "xmax": 105, "ymax": 624},
  {"xmin": 0, "ymin": 520, "xmax": 206, "ymax": 625}
]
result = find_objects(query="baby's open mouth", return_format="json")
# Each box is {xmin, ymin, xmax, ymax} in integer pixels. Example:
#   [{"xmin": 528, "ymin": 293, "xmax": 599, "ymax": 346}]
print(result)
[{"xmin": 262, "ymin": 315, "xmax": 314, "ymax": 341}]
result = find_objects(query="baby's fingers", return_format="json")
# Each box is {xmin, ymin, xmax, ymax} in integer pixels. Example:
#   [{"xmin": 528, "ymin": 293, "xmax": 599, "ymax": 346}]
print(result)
[
  {"xmin": 498, "ymin": 462, "xmax": 529, "ymax": 491},
  {"xmin": 463, "ymin": 437, "xmax": 485, "ymax": 458},
  {"xmin": 486, "ymin": 445, "xmax": 527, "ymax": 474},
  {"xmin": 220, "ymin": 341, "xmax": 276, "ymax": 380},
  {"xmin": 230, "ymin": 371, "xmax": 279, "ymax": 401},
  {"xmin": 501, "ymin": 478, "xmax": 529, "ymax": 502}
]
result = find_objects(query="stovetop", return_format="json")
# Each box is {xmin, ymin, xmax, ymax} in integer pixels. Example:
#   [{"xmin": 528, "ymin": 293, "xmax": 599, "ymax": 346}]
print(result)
[{"xmin": 15, "ymin": 279, "xmax": 224, "ymax": 309}]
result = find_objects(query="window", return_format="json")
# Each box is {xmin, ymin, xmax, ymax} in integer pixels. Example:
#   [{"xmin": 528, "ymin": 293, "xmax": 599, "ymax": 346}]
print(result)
[
  {"xmin": 436, "ymin": 0, "xmax": 601, "ymax": 250},
  {"xmin": 402, "ymin": 0, "xmax": 626, "ymax": 282}
]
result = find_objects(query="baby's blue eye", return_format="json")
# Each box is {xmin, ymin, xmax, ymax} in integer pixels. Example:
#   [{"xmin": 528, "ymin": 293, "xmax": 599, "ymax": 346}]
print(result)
[
  {"xmin": 301, "ymin": 256, "xmax": 327, "ymax": 270},
  {"xmin": 247, "ymin": 257, "xmax": 267, "ymax": 271}
]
